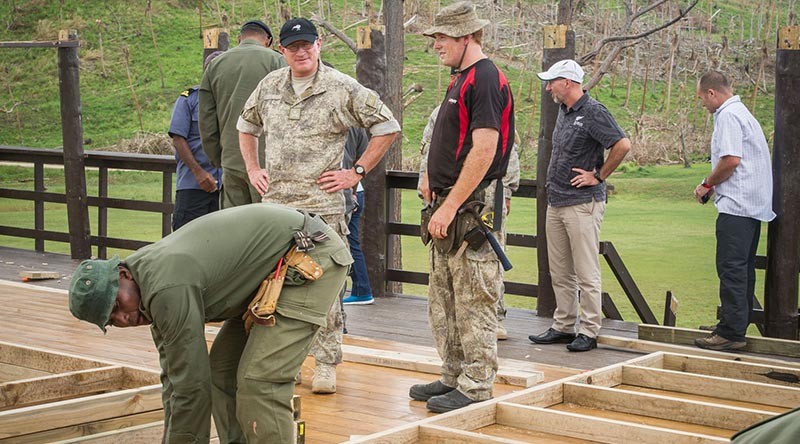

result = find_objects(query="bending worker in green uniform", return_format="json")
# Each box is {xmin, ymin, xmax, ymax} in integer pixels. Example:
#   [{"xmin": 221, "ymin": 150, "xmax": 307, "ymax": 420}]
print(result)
[{"xmin": 68, "ymin": 203, "xmax": 352, "ymax": 443}]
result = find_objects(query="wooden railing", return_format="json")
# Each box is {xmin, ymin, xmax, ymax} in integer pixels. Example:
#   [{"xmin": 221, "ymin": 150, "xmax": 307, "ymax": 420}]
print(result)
[{"xmin": 0, "ymin": 146, "xmax": 173, "ymax": 259}]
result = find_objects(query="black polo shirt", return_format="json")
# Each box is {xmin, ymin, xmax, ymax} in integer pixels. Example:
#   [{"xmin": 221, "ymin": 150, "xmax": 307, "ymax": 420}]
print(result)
[
  {"xmin": 546, "ymin": 93, "xmax": 625, "ymax": 207},
  {"xmin": 428, "ymin": 58, "xmax": 515, "ymax": 194}
]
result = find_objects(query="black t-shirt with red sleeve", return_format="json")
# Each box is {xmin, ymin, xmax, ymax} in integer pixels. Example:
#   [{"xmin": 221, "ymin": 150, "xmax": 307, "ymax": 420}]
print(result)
[{"xmin": 427, "ymin": 58, "xmax": 515, "ymax": 194}]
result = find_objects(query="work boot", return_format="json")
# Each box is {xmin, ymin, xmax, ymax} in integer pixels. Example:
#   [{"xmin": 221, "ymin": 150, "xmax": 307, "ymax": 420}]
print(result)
[
  {"xmin": 312, "ymin": 363, "xmax": 336, "ymax": 394},
  {"xmin": 694, "ymin": 333, "xmax": 746, "ymax": 351},
  {"xmin": 496, "ymin": 322, "xmax": 508, "ymax": 341},
  {"xmin": 426, "ymin": 390, "xmax": 478, "ymax": 413},
  {"xmin": 409, "ymin": 380, "xmax": 455, "ymax": 401}
]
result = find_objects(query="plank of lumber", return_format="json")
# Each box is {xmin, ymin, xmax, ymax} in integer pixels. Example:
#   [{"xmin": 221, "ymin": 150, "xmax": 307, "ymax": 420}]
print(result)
[
  {"xmin": 662, "ymin": 353, "xmax": 800, "ymax": 387},
  {"xmin": 638, "ymin": 325, "xmax": 800, "ymax": 358},
  {"xmin": 0, "ymin": 366, "xmax": 126, "ymax": 409},
  {"xmin": 19, "ymin": 271, "xmax": 61, "ymax": 281},
  {"xmin": 495, "ymin": 403, "xmax": 729, "ymax": 444},
  {"xmin": 48, "ymin": 421, "xmax": 164, "ymax": 444},
  {"xmin": 562, "ymin": 382, "xmax": 774, "ymax": 431},
  {"xmin": 1, "ymin": 411, "xmax": 163, "ymax": 444},
  {"xmin": 341, "ymin": 344, "xmax": 544, "ymax": 388},
  {"xmin": 598, "ymin": 335, "xmax": 800, "ymax": 368},
  {"xmin": 0, "ymin": 341, "xmax": 106, "ymax": 373},
  {"xmin": 419, "ymin": 424, "xmax": 530, "ymax": 443},
  {"xmin": 0, "ymin": 385, "xmax": 162, "ymax": 438},
  {"xmin": 0, "ymin": 363, "xmax": 50, "ymax": 383},
  {"xmin": 622, "ymin": 364, "xmax": 800, "ymax": 409}
]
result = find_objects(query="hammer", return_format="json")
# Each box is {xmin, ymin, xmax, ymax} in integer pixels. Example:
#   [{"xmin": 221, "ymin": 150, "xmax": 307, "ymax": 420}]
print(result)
[{"xmin": 459, "ymin": 201, "xmax": 513, "ymax": 271}]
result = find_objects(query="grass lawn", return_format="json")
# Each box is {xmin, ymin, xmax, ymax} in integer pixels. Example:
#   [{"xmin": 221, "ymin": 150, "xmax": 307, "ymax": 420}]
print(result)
[{"xmin": 0, "ymin": 163, "xmax": 768, "ymax": 334}]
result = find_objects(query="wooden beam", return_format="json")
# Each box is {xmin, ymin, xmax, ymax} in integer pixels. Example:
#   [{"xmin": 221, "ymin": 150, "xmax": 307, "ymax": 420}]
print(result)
[
  {"xmin": 0, "ymin": 341, "xmax": 105, "ymax": 373},
  {"xmin": 662, "ymin": 353, "xmax": 800, "ymax": 388},
  {"xmin": 0, "ymin": 366, "xmax": 126, "ymax": 408},
  {"xmin": 638, "ymin": 325, "xmax": 800, "ymax": 358},
  {"xmin": 419, "ymin": 424, "xmax": 529, "ymax": 443},
  {"xmin": 0, "ymin": 385, "xmax": 162, "ymax": 438},
  {"xmin": 622, "ymin": 364, "xmax": 800, "ymax": 409},
  {"xmin": 5, "ymin": 411, "xmax": 163, "ymax": 444},
  {"xmin": 341, "ymin": 345, "xmax": 543, "ymax": 388},
  {"xmin": 0, "ymin": 363, "xmax": 50, "ymax": 383},
  {"xmin": 48, "ymin": 421, "xmax": 164, "ymax": 443},
  {"xmin": 495, "ymin": 403, "xmax": 729, "ymax": 444},
  {"xmin": 598, "ymin": 335, "xmax": 800, "ymax": 368},
  {"xmin": 562, "ymin": 382, "xmax": 774, "ymax": 431}
]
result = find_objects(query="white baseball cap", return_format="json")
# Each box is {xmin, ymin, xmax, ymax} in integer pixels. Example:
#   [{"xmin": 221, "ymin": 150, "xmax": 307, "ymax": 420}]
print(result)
[{"xmin": 537, "ymin": 59, "xmax": 584, "ymax": 83}]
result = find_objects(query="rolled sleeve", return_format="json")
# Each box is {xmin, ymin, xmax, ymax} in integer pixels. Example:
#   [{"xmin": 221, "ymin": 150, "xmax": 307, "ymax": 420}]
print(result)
[
  {"xmin": 236, "ymin": 115, "xmax": 263, "ymax": 137},
  {"xmin": 368, "ymin": 119, "xmax": 401, "ymax": 137}
]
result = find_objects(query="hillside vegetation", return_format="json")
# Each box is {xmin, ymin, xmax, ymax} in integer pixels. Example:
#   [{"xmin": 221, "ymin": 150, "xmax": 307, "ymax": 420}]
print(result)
[{"xmin": 0, "ymin": 0, "xmax": 793, "ymax": 175}]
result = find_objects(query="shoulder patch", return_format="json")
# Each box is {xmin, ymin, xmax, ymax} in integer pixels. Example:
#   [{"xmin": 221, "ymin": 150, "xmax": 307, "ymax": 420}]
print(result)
[
  {"xmin": 365, "ymin": 92, "xmax": 379, "ymax": 109},
  {"xmin": 180, "ymin": 89, "xmax": 191, "ymax": 97}
]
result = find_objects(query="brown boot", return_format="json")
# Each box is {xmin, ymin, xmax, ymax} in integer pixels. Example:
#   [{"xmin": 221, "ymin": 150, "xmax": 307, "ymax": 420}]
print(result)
[{"xmin": 694, "ymin": 333, "xmax": 746, "ymax": 351}]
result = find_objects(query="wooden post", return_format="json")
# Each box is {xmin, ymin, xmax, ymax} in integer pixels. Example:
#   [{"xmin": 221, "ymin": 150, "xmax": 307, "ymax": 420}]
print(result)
[
  {"xmin": 536, "ymin": 25, "xmax": 574, "ymax": 318},
  {"xmin": 58, "ymin": 30, "xmax": 91, "ymax": 260},
  {"xmin": 764, "ymin": 26, "xmax": 800, "ymax": 339},
  {"xmin": 356, "ymin": 26, "xmax": 389, "ymax": 298},
  {"xmin": 203, "ymin": 27, "xmax": 229, "ymax": 65}
]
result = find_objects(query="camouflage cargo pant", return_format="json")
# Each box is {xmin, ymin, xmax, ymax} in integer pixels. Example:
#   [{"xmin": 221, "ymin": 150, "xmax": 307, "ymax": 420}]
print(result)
[
  {"xmin": 309, "ymin": 213, "xmax": 348, "ymax": 365},
  {"xmin": 428, "ymin": 237, "xmax": 501, "ymax": 401}
]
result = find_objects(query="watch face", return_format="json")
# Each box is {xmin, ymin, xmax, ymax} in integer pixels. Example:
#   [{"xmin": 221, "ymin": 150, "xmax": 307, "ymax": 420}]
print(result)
[{"xmin": 355, "ymin": 165, "xmax": 366, "ymax": 176}]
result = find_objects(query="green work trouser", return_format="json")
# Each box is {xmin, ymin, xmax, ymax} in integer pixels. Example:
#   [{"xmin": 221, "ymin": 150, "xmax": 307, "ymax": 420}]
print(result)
[
  {"xmin": 209, "ymin": 245, "xmax": 349, "ymax": 443},
  {"xmin": 221, "ymin": 169, "xmax": 263, "ymax": 209}
]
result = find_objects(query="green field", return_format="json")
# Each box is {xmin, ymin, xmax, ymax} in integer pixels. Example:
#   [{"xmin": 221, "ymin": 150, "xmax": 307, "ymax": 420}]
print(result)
[{"xmin": 0, "ymin": 163, "xmax": 768, "ymax": 334}]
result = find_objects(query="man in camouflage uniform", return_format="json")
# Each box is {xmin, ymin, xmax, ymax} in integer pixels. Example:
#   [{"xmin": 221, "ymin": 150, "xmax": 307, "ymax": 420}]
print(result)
[
  {"xmin": 237, "ymin": 18, "xmax": 400, "ymax": 394},
  {"xmin": 199, "ymin": 20, "xmax": 286, "ymax": 208},
  {"xmin": 410, "ymin": 2, "xmax": 515, "ymax": 413},
  {"xmin": 418, "ymin": 104, "xmax": 520, "ymax": 340}
]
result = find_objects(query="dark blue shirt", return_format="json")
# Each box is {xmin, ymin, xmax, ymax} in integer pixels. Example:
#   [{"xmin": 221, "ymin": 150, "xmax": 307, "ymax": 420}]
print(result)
[
  {"xmin": 546, "ymin": 93, "xmax": 625, "ymax": 207},
  {"xmin": 168, "ymin": 87, "xmax": 222, "ymax": 191}
]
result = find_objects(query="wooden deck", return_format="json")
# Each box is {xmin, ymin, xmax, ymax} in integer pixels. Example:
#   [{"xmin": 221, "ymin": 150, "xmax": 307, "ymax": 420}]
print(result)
[{"xmin": 5, "ymin": 245, "xmax": 771, "ymax": 443}]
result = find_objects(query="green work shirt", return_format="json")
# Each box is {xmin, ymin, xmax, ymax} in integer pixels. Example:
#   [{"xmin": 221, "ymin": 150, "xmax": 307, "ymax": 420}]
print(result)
[
  {"xmin": 125, "ymin": 203, "xmax": 348, "ymax": 443},
  {"xmin": 199, "ymin": 39, "xmax": 286, "ymax": 173}
]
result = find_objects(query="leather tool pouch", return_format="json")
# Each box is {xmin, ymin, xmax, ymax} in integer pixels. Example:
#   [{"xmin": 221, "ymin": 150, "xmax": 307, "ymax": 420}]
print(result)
[
  {"xmin": 243, "ymin": 262, "xmax": 288, "ymax": 332},
  {"xmin": 285, "ymin": 246, "xmax": 324, "ymax": 281},
  {"xmin": 420, "ymin": 205, "xmax": 433, "ymax": 246}
]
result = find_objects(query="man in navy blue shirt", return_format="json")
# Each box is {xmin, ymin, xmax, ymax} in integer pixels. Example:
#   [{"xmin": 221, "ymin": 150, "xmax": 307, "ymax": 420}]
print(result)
[{"xmin": 168, "ymin": 52, "xmax": 224, "ymax": 230}]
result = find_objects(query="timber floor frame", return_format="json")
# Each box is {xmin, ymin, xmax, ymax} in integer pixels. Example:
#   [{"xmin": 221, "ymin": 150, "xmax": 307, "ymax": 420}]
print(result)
[{"xmin": 346, "ymin": 351, "xmax": 800, "ymax": 443}]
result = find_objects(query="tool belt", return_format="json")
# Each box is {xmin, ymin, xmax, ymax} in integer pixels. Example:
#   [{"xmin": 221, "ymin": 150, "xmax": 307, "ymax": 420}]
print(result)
[
  {"xmin": 423, "ymin": 198, "xmax": 488, "ymax": 255},
  {"xmin": 243, "ymin": 211, "xmax": 328, "ymax": 333}
]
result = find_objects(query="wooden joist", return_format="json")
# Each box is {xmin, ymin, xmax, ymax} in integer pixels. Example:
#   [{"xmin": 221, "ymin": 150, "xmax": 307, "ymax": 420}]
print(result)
[
  {"xmin": 346, "ymin": 351, "xmax": 798, "ymax": 443},
  {"xmin": 638, "ymin": 325, "xmax": 800, "ymax": 358}
]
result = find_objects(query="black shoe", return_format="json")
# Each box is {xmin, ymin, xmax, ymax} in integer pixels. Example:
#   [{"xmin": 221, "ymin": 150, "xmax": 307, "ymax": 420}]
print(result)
[
  {"xmin": 409, "ymin": 380, "xmax": 455, "ymax": 402},
  {"xmin": 426, "ymin": 390, "xmax": 478, "ymax": 413},
  {"xmin": 529, "ymin": 328, "xmax": 576, "ymax": 344},
  {"xmin": 567, "ymin": 334, "xmax": 597, "ymax": 352}
]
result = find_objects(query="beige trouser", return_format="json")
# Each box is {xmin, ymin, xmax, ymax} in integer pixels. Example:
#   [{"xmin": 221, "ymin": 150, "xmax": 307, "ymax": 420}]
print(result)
[{"xmin": 546, "ymin": 200, "xmax": 605, "ymax": 337}]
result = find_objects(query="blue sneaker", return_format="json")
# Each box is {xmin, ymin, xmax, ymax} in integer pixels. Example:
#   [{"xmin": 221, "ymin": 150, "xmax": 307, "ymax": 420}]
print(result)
[{"xmin": 342, "ymin": 295, "xmax": 374, "ymax": 305}]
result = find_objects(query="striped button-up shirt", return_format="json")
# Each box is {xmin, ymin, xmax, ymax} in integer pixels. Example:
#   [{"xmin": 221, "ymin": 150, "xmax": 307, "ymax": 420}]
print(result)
[{"xmin": 711, "ymin": 95, "xmax": 775, "ymax": 222}]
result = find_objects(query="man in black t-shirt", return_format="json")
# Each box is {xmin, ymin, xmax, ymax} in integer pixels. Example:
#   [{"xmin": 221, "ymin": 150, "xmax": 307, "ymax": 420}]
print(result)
[{"xmin": 410, "ymin": 1, "xmax": 514, "ymax": 414}]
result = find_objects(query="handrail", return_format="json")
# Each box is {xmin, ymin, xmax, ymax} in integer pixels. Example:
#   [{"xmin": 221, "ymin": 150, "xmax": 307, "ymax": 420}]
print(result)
[{"xmin": 0, "ymin": 146, "xmax": 173, "ymax": 258}]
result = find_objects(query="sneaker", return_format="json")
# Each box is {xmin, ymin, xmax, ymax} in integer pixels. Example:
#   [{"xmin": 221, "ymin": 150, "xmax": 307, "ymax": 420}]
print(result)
[
  {"xmin": 694, "ymin": 333, "xmax": 746, "ymax": 351},
  {"xmin": 312, "ymin": 363, "xmax": 336, "ymax": 394},
  {"xmin": 496, "ymin": 323, "xmax": 508, "ymax": 341},
  {"xmin": 409, "ymin": 380, "xmax": 454, "ymax": 401},
  {"xmin": 342, "ymin": 294, "xmax": 374, "ymax": 305}
]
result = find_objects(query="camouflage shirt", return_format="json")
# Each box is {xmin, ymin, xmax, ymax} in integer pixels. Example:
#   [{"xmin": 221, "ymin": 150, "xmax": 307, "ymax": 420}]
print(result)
[{"xmin": 237, "ymin": 63, "xmax": 400, "ymax": 215}]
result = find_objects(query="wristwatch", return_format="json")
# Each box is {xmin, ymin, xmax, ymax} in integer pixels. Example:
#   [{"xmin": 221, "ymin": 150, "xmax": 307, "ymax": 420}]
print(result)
[
  {"xmin": 354, "ymin": 164, "xmax": 366, "ymax": 177},
  {"xmin": 593, "ymin": 170, "xmax": 604, "ymax": 183}
]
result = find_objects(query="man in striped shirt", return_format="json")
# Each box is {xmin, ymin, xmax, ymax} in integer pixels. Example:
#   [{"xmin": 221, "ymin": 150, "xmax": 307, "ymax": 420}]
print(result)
[{"xmin": 693, "ymin": 71, "xmax": 775, "ymax": 351}]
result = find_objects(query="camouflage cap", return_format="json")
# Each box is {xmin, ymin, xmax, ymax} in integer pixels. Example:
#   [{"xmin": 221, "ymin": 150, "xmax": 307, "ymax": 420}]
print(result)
[
  {"xmin": 422, "ymin": 1, "xmax": 490, "ymax": 38},
  {"xmin": 68, "ymin": 256, "xmax": 121, "ymax": 333}
]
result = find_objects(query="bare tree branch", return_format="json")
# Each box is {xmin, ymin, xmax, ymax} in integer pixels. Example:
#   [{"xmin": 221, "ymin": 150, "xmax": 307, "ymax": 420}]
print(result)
[
  {"xmin": 632, "ymin": 0, "xmax": 669, "ymax": 22},
  {"xmin": 311, "ymin": 13, "xmax": 358, "ymax": 54},
  {"xmin": 579, "ymin": 0, "xmax": 699, "ymax": 66}
]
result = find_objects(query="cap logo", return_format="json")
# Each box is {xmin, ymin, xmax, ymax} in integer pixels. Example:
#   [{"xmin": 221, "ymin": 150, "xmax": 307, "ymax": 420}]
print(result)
[{"xmin": 292, "ymin": 24, "xmax": 301, "ymax": 31}]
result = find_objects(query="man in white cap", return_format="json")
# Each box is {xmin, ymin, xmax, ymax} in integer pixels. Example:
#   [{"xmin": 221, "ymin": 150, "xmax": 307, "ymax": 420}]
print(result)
[
  {"xmin": 411, "ymin": 1, "xmax": 515, "ymax": 413},
  {"xmin": 528, "ymin": 59, "xmax": 630, "ymax": 352}
]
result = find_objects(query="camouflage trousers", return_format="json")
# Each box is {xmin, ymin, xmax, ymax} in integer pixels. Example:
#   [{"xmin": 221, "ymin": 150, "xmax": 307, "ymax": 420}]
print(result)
[
  {"xmin": 309, "ymin": 214, "xmax": 349, "ymax": 365},
  {"xmin": 428, "ymin": 241, "xmax": 501, "ymax": 401}
]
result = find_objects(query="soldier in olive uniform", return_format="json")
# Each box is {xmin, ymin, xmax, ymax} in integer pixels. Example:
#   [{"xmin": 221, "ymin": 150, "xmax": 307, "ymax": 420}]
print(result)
[
  {"xmin": 199, "ymin": 20, "xmax": 286, "ymax": 208},
  {"xmin": 237, "ymin": 18, "xmax": 400, "ymax": 394},
  {"xmin": 68, "ymin": 203, "xmax": 352, "ymax": 443}
]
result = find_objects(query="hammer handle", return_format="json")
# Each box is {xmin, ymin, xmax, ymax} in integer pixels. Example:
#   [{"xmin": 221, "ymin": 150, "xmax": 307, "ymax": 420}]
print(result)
[{"xmin": 484, "ymin": 229, "xmax": 513, "ymax": 271}]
